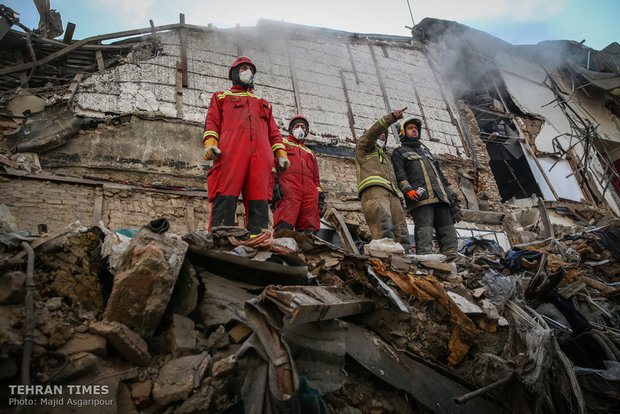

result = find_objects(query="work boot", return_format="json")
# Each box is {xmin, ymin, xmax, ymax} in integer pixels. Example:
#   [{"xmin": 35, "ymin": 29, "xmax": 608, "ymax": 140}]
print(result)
[
  {"xmin": 246, "ymin": 200, "xmax": 269, "ymax": 235},
  {"xmin": 274, "ymin": 222, "xmax": 294, "ymax": 237},
  {"xmin": 210, "ymin": 195, "xmax": 238, "ymax": 228}
]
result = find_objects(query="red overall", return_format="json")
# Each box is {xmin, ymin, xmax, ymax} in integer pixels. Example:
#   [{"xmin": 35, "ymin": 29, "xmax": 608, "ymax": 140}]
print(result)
[
  {"xmin": 272, "ymin": 135, "xmax": 322, "ymax": 232},
  {"xmin": 203, "ymin": 85, "xmax": 285, "ymax": 231}
]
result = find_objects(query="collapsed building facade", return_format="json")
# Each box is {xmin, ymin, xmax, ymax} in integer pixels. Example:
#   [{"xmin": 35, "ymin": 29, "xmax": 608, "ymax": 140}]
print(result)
[{"xmin": 0, "ymin": 4, "xmax": 619, "ymax": 414}]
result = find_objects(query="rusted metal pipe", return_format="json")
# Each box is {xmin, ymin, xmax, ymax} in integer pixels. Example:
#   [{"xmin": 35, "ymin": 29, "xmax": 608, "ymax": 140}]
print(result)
[
  {"xmin": 19, "ymin": 241, "xmax": 35, "ymax": 413},
  {"xmin": 454, "ymin": 373, "xmax": 514, "ymax": 404}
]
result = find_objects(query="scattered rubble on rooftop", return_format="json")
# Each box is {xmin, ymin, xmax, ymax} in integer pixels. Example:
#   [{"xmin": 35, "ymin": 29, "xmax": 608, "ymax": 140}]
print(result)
[{"xmin": 0, "ymin": 209, "xmax": 619, "ymax": 412}]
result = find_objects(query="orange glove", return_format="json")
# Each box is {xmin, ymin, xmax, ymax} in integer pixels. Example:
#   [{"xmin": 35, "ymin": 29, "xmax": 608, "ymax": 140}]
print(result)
[{"xmin": 406, "ymin": 189, "xmax": 420, "ymax": 201}]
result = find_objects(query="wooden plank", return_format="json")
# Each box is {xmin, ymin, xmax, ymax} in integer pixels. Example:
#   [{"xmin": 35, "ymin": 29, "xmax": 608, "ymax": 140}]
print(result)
[
  {"xmin": 339, "ymin": 70, "xmax": 356, "ymax": 142},
  {"xmin": 261, "ymin": 286, "xmax": 374, "ymax": 325},
  {"xmin": 186, "ymin": 196, "xmax": 195, "ymax": 232},
  {"xmin": 179, "ymin": 14, "xmax": 188, "ymax": 87},
  {"xmin": 419, "ymin": 259, "xmax": 453, "ymax": 275},
  {"xmin": 368, "ymin": 42, "xmax": 397, "ymax": 142},
  {"xmin": 0, "ymin": 23, "xmax": 183, "ymax": 76},
  {"xmin": 345, "ymin": 43, "xmax": 359, "ymax": 83},
  {"xmin": 14, "ymin": 50, "xmax": 28, "ymax": 86},
  {"xmin": 12, "ymin": 230, "xmax": 67, "ymax": 260},
  {"xmin": 63, "ymin": 22, "xmax": 76, "ymax": 44},
  {"xmin": 413, "ymin": 84, "xmax": 435, "ymax": 141},
  {"xmin": 95, "ymin": 50, "xmax": 104, "ymax": 71},
  {"xmin": 288, "ymin": 48, "xmax": 302, "ymax": 114},
  {"xmin": 537, "ymin": 197, "xmax": 554, "ymax": 238},
  {"xmin": 0, "ymin": 170, "xmax": 210, "ymax": 197},
  {"xmin": 63, "ymin": 71, "xmax": 83, "ymax": 102},
  {"xmin": 327, "ymin": 209, "xmax": 360, "ymax": 255},
  {"xmin": 92, "ymin": 188, "xmax": 103, "ymax": 226},
  {"xmin": 176, "ymin": 61, "xmax": 183, "ymax": 118},
  {"xmin": 228, "ymin": 324, "xmax": 252, "ymax": 343}
]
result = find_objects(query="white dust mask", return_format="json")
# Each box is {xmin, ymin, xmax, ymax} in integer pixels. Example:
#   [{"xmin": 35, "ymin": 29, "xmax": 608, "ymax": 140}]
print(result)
[
  {"xmin": 239, "ymin": 69, "xmax": 253, "ymax": 85},
  {"xmin": 293, "ymin": 127, "xmax": 306, "ymax": 139}
]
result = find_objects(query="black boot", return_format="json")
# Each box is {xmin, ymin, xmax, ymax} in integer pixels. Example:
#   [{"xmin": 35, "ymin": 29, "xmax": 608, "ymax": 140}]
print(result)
[
  {"xmin": 210, "ymin": 195, "xmax": 238, "ymax": 228},
  {"xmin": 274, "ymin": 222, "xmax": 294, "ymax": 236},
  {"xmin": 247, "ymin": 200, "xmax": 269, "ymax": 235}
]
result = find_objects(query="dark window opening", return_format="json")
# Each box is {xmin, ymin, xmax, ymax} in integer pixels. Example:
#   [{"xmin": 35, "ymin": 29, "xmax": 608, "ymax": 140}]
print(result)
[{"xmin": 475, "ymin": 112, "xmax": 543, "ymax": 202}]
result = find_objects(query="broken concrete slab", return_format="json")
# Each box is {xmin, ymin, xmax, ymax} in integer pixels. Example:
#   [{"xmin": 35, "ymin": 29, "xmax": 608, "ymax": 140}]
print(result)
[
  {"xmin": 0, "ymin": 270, "xmax": 25, "ymax": 304},
  {"xmin": 197, "ymin": 271, "xmax": 254, "ymax": 329},
  {"xmin": 363, "ymin": 237, "xmax": 404, "ymax": 258},
  {"xmin": 6, "ymin": 91, "xmax": 46, "ymax": 116},
  {"xmin": 461, "ymin": 209, "xmax": 505, "ymax": 225},
  {"xmin": 168, "ymin": 314, "xmax": 196, "ymax": 358},
  {"xmin": 447, "ymin": 291, "xmax": 485, "ymax": 315},
  {"xmin": 89, "ymin": 320, "xmax": 150, "ymax": 366},
  {"xmin": 152, "ymin": 353, "xmax": 211, "ymax": 406},
  {"xmin": 51, "ymin": 352, "xmax": 101, "ymax": 382},
  {"xmin": 206, "ymin": 325, "xmax": 230, "ymax": 350},
  {"xmin": 130, "ymin": 380, "xmax": 152, "ymax": 409},
  {"xmin": 175, "ymin": 384, "xmax": 215, "ymax": 414},
  {"xmin": 103, "ymin": 229, "xmax": 188, "ymax": 338},
  {"xmin": 57, "ymin": 332, "xmax": 107, "ymax": 358},
  {"xmin": 167, "ymin": 259, "xmax": 199, "ymax": 317},
  {"xmin": 212, "ymin": 355, "xmax": 236, "ymax": 378}
]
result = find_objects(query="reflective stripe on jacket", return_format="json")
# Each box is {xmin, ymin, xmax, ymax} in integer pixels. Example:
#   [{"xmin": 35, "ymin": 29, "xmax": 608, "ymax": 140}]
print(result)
[
  {"xmin": 355, "ymin": 113, "xmax": 400, "ymax": 196},
  {"xmin": 391, "ymin": 142, "xmax": 453, "ymax": 209},
  {"xmin": 272, "ymin": 135, "xmax": 321, "ymax": 231},
  {"xmin": 203, "ymin": 85, "xmax": 285, "ymax": 155}
]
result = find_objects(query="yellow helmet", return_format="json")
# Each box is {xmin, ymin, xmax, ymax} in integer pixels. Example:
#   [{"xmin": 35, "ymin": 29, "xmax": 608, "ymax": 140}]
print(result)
[{"xmin": 398, "ymin": 117, "xmax": 422, "ymax": 140}]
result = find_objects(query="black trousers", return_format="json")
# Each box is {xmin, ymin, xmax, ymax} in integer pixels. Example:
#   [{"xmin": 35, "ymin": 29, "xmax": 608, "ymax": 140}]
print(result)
[{"xmin": 410, "ymin": 203, "xmax": 457, "ymax": 254}]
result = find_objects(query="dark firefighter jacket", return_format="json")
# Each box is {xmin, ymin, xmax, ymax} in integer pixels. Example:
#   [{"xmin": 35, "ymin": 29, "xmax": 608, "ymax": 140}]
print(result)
[
  {"xmin": 391, "ymin": 139, "xmax": 456, "ymax": 210},
  {"xmin": 355, "ymin": 113, "xmax": 400, "ymax": 196}
]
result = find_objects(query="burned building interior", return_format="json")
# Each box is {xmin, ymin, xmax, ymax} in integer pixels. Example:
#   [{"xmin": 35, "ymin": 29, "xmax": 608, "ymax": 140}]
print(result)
[{"xmin": 0, "ymin": 3, "xmax": 619, "ymax": 414}]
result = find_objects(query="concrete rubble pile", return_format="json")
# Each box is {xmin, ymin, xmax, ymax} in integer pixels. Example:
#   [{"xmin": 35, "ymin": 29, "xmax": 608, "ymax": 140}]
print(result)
[{"xmin": 0, "ymin": 206, "xmax": 618, "ymax": 414}]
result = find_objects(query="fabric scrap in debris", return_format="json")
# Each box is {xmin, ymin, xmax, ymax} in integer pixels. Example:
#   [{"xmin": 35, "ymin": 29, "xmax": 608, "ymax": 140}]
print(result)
[{"xmin": 501, "ymin": 248, "xmax": 544, "ymax": 272}]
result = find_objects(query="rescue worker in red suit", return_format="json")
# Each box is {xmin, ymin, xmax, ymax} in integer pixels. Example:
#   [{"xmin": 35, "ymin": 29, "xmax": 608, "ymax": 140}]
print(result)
[
  {"xmin": 203, "ymin": 57, "xmax": 289, "ymax": 235},
  {"xmin": 271, "ymin": 115, "xmax": 325, "ymax": 235}
]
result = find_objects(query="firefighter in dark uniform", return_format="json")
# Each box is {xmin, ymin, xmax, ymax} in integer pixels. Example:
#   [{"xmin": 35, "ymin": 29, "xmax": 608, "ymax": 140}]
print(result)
[{"xmin": 391, "ymin": 117, "xmax": 462, "ymax": 254}]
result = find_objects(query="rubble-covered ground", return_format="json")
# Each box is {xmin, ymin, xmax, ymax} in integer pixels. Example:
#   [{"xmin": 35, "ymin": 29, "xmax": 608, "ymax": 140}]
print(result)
[{"xmin": 0, "ymin": 207, "xmax": 619, "ymax": 413}]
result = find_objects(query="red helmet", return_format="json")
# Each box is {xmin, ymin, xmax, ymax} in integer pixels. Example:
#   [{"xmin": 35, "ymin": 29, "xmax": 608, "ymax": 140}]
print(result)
[
  {"xmin": 288, "ymin": 114, "xmax": 309, "ymax": 134},
  {"xmin": 228, "ymin": 56, "xmax": 257, "ymax": 80}
]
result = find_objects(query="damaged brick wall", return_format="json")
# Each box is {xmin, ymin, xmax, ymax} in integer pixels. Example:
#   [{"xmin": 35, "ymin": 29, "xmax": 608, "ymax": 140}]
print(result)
[
  {"xmin": 457, "ymin": 105, "xmax": 503, "ymax": 209},
  {"xmin": 72, "ymin": 23, "xmax": 465, "ymax": 158},
  {"xmin": 103, "ymin": 186, "xmax": 210, "ymax": 234},
  {"xmin": 0, "ymin": 177, "xmax": 95, "ymax": 232},
  {"xmin": 0, "ymin": 177, "xmax": 211, "ymax": 234}
]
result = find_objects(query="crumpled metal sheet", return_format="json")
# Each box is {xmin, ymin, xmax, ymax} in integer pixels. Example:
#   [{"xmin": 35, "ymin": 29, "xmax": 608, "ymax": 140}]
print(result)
[
  {"xmin": 345, "ymin": 324, "xmax": 504, "ymax": 413},
  {"xmin": 7, "ymin": 107, "xmax": 80, "ymax": 153}
]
